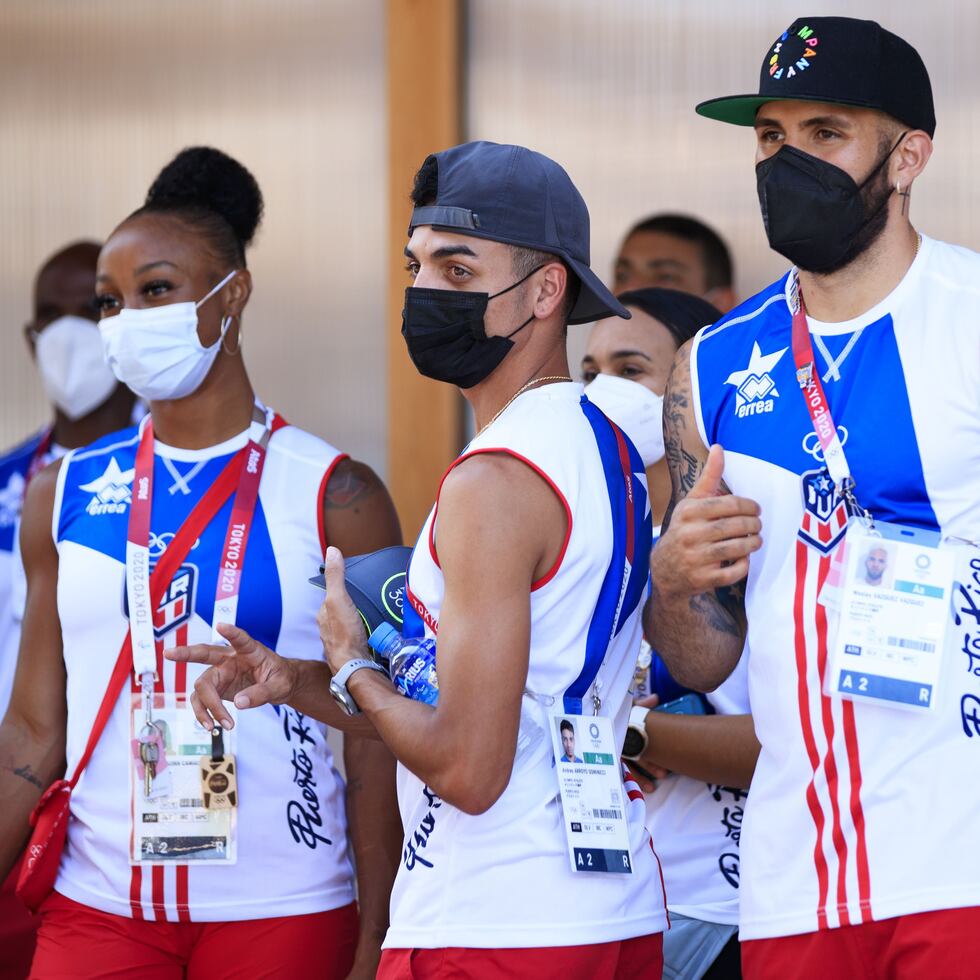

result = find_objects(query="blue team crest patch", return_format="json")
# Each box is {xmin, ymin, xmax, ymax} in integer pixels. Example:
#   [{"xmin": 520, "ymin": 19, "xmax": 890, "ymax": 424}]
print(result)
[
  {"xmin": 798, "ymin": 469, "xmax": 848, "ymax": 554},
  {"xmin": 123, "ymin": 563, "xmax": 198, "ymax": 640}
]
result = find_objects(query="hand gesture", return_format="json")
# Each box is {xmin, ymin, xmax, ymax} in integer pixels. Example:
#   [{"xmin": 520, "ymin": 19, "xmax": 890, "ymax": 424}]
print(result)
[
  {"xmin": 316, "ymin": 546, "xmax": 371, "ymax": 674},
  {"xmin": 652, "ymin": 445, "xmax": 762, "ymax": 599},
  {"xmin": 165, "ymin": 623, "xmax": 298, "ymax": 730}
]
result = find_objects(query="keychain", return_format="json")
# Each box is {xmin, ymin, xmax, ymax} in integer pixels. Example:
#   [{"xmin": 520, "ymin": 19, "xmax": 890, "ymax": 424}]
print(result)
[{"xmin": 200, "ymin": 726, "xmax": 238, "ymax": 809}]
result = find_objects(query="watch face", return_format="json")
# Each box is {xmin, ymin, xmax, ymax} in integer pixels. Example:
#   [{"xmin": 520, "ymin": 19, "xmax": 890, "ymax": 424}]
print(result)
[
  {"xmin": 622, "ymin": 726, "xmax": 645, "ymax": 760},
  {"xmin": 329, "ymin": 679, "xmax": 358, "ymax": 716}
]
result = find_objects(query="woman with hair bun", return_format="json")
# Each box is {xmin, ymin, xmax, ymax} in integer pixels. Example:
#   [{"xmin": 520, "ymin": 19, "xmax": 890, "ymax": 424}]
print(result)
[{"xmin": 0, "ymin": 147, "xmax": 402, "ymax": 978}]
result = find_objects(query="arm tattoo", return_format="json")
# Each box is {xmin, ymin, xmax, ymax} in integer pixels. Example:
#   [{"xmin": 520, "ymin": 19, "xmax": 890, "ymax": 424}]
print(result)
[
  {"xmin": 660, "ymin": 340, "xmax": 748, "ymax": 640},
  {"xmin": 690, "ymin": 580, "xmax": 746, "ymax": 639},
  {"xmin": 661, "ymin": 342, "xmax": 702, "ymax": 532},
  {"xmin": 324, "ymin": 461, "xmax": 382, "ymax": 510},
  {"xmin": 7, "ymin": 763, "xmax": 43, "ymax": 789}
]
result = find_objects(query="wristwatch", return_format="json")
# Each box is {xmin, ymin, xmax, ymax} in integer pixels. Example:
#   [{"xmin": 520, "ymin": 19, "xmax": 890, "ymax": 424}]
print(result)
[
  {"xmin": 622, "ymin": 705, "xmax": 651, "ymax": 760},
  {"xmin": 329, "ymin": 658, "xmax": 387, "ymax": 716}
]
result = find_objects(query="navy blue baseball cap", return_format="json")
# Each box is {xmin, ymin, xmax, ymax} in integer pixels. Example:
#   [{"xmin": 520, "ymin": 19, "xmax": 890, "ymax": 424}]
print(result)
[
  {"xmin": 696, "ymin": 17, "xmax": 935, "ymax": 138},
  {"xmin": 408, "ymin": 141, "xmax": 629, "ymax": 325}
]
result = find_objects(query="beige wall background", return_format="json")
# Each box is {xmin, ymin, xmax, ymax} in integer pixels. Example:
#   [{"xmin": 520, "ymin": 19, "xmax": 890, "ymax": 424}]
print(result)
[
  {"xmin": 467, "ymin": 0, "xmax": 980, "ymax": 374},
  {"xmin": 1, "ymin": 1, "xmax": 977, "ymax": 466},
  {"xmin": 0, "ymin": 0, "xmax": 388, "ymax": 470}
]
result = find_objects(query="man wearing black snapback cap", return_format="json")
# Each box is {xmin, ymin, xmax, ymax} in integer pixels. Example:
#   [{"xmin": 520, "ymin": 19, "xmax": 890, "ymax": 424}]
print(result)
[
  {"xmin": 175, "ymin": 142, "xmax": 667, "ymax": 977},
  {"xmin": 648, "ymin": 16, "xmax": 980, "ymax": 979}
]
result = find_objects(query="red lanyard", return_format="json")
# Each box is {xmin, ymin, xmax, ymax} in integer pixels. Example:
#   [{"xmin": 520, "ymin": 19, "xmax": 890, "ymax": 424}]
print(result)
[
  {"xmin": 125, "ymin": 406, "xmax": 274, "ymax": 685},
  {"xmin": 791, "ymin": 286, "xmax": 869, "ymax": 519},
  {"xmin": 791, "ymin": 292, "xmax": 851, "ymax": 488}
]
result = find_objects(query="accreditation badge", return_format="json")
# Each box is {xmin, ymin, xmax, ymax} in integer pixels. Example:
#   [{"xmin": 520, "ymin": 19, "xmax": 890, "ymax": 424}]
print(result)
[
  {"xmin": 549, "ymin": 713, "xmax": 633, "ymax": 874},
  {"xmin": 825, "ymin": 519, "xmax": 954, "ymax": 712},
  {"xmin": 129, "ymin": 694, "xmax": 237, "ymax": 864}
]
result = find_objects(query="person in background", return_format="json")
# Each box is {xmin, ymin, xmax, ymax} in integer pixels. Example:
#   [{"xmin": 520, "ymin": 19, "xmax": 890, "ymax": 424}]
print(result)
[
  {"xmin": 0, "ymin": 147, "xmax": 402, "ymax": 978},
  {"xmin": 584, "ymin": 287, "xmax": 760, "ymax": 980},
  {"xmin": 0, "ymin": 241, "xmax": 137, "ymax": 980},
  {"xmin": 612, "ymin": 215, "xmax": 738, "ymax": 313}
]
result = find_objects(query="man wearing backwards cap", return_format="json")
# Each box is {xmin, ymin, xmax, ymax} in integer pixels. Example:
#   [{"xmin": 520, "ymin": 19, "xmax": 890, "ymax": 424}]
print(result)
[
  {"xmin": 175, "ymin": 142, "xmax": 666, "ymax": 978},
  {"xmin": 647, "ymin": 16, "xmax": 980, "ymax": 979}
]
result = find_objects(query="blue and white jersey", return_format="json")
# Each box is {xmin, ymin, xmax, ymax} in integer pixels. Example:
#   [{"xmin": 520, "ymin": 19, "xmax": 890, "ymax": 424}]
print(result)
[
  {"xmin": 691, "ymin": 235, "xmax": 980, "ymax": 940},
  {"xmin": 386, "ymin": 381, "xmax": 668, "ymax": 950},
  {"xmin": 0, "ymin": 430, "xmax": 58, "ymax": 719},
  {"xmin": 51, "ymin": 415, "xmax": 354, "ymax": 922}
]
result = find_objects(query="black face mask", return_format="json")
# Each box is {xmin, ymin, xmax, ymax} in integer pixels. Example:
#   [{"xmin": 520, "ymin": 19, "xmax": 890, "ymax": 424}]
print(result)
[
  {"xmin": 756, "ymin": 135, "xmax": 905, "ymax": 274},
  {"xmin": 401, "ymin": 266, "xmax": 542, "ymax": 389}
]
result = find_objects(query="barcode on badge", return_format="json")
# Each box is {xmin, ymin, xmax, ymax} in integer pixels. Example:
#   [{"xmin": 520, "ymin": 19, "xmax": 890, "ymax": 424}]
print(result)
[
  {"xmin": 592, "ymin": 808, "xmax": 622, "ymax": 820},
  {"xmin": 886, "ymin": 637, "xmax": 935, "ymax": 653}
]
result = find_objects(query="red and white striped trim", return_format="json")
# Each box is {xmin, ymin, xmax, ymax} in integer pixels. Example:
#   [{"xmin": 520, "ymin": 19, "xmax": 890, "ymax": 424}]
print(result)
[{"xmin": 792, "ymin": 537, "xmax": 873, "ymax": 930}]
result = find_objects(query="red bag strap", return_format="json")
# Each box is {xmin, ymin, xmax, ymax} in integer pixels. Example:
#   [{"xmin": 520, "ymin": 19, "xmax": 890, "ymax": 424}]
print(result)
[{"xmin": 67, "ymin": 444, "xmax": 251, "ymax": 789}]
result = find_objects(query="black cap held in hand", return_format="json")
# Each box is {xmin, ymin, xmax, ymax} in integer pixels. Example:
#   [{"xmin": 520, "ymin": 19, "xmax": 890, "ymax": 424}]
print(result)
[
  {"xmin": 408, "ymin": 141, "xmax": 629, "ymax": 325},
  {"xmin": 696, "ymin": 17, "xmax": 936, "ymax": 137}
]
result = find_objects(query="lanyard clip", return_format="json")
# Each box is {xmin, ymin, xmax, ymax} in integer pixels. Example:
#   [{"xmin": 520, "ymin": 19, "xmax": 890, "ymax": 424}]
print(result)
[
  {"xmin": 839, "ymin": 477, "xmax": 874, "ymax": 529},
  {"xmin": 140, "ymin": 671, "xmax": 155, "ymax": 724},
  {"xmin": 210, "ymin": 726, "xmax": 225, "ymax": 763}
]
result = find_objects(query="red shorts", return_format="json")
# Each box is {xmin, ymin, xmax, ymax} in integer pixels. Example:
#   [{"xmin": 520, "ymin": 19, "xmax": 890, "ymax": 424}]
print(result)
[
  {"xmin": 30, "ymin": 892, "xmax": 358, "ymax": 980},
  {"xmin": 0, "ymin": 859, "xmax": 39, "ymax": 980},
  {"xmin": 741, "ymin": 906, "xmax": 980, "ymax": 980},
  {"xmin": 377, "ymin": 932, "xmax": 663, "ymax": 980}
]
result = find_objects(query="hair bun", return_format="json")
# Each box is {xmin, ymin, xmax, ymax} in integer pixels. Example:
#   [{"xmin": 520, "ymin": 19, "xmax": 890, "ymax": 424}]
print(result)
[{"xmin": 145, "ymin": 146, "xmax": 263, "ymax": 250}]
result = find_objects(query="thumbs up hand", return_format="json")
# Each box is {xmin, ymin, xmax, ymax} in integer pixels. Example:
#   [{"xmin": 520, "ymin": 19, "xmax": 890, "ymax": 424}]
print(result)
[
  {"xmin": 687, "ymin": 444, "xmax": 727, "ymax": 500},
  {"xmin": 651, "ymin": 445, "xmax": 762, "ymax": 600}
]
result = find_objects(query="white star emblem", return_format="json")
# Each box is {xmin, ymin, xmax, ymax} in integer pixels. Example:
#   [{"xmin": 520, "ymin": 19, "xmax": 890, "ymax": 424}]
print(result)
[
  {"xmin": 79, "ymin": 457, "xmax": 135, "ymax": 504},
  {"xmin": 725, "ymin": 342, "xmax": 789, "ymax": 409}
]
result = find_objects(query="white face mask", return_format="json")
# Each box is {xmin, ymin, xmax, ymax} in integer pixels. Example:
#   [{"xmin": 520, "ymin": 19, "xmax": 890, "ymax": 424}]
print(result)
[
  {"xmin": 34, "ymin": 315, "xmax": 119, "ymax": 420},
  {"xmin": 584, "ymin": 372, "xmax": 665, "ymax": 468},
  {"xmin": 99, "ymin": 270, "xmax": 237, "ymax": 402}
]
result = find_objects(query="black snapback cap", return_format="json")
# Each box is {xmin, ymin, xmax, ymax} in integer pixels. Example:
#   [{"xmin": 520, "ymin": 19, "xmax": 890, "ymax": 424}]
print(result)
[
  {"xmin": 408, "ymin": 141, "xmax": 629, "ymax": 325},
  {"xmin": 696, "ymin": 17, "xmax": 936, "ymax": 137}
]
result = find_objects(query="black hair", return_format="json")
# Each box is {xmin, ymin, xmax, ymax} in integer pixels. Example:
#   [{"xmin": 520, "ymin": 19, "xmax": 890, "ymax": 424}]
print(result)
[
  {"xmin": 616, "ymin": 287, "xmax": 722, "ymax": 349},
  {"xmin": 410, "ymin": 155, "xmax": 579, "ymax": 323},
  {"xmin": 625, "ymin": 214, "xmax": 733, "ymax": 291},
  {"xmin": 132, "ymin": 146, "xmax": 263, "ymax": 268},
  {"xmin": 559, "ymin": 719, "xmax": 574, "ymax": 735}
]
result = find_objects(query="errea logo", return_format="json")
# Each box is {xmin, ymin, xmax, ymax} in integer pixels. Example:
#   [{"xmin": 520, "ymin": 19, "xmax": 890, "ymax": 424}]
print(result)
[
  {"xmin": 79, "ymin": 457, "xmax": 135, "ymax": 516},
  {"xmin": 725, "ymin": 342, "xmax": 788, "ymax": 419}
]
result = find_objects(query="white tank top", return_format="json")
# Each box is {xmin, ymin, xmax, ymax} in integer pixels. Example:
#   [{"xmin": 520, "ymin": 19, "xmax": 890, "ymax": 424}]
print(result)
[
  {"xmin": 385, "ymin": 382, "xmax": 668, "ymax": 950},
  {"xmin": 51, "ymin": 416, "xmax": 354, "ymax": 922},
  {"xmin": 641, "ymin": 654, "xmax": 751, "ymax": 925}
]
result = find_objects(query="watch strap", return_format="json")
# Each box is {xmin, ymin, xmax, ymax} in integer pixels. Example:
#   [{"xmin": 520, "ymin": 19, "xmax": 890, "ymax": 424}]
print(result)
[{"xmin": 333, "ymin": 658, "xmax": 386, "ymax": 690}]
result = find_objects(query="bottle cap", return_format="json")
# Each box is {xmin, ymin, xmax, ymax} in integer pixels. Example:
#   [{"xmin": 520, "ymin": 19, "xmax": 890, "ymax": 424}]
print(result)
[{"xmin": 367, "ymin": 622, "xmax": 400, "ymax": 658}]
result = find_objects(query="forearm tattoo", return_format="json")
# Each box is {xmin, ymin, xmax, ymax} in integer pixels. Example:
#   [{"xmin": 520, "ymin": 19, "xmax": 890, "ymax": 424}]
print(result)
[
  {"xmin": 6, "ymin": 763, "xmax": 43, "ymax": 789},
  {"xmin": 661, "ymin": 341, "xmax": 747, "ymax": 638}
]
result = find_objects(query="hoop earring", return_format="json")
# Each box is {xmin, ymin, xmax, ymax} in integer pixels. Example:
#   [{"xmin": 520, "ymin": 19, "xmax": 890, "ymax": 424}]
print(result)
[{"xmin": 221, "ymin": 313, "xmax": 243, "ymax": 355}]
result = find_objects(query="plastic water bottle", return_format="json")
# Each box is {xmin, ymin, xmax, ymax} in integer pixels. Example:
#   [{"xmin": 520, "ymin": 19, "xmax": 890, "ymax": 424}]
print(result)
[{"xmin": 367, "ymin": 623, "xmax": 439, "ymax": 705}]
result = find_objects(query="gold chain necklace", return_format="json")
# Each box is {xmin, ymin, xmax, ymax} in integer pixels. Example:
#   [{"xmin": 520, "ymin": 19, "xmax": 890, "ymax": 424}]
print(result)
[{"xmin": 476, "ymin": 375, "xmax": 573, "ymax": 437}]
